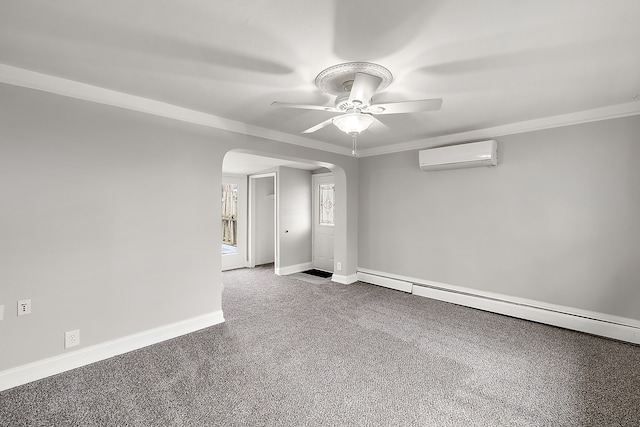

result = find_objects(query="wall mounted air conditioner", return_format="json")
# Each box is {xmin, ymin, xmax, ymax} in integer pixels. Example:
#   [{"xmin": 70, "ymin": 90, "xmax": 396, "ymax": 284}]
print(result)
[{"xmin": 419, "ymin": 140, "xmax": 498, "ymax": 171}]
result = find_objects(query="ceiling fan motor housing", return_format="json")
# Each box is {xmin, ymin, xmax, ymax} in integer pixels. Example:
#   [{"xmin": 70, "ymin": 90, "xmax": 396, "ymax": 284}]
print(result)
[{"xmin": 334, "ymin": 93, "xmax": 353, "ymax": 111}]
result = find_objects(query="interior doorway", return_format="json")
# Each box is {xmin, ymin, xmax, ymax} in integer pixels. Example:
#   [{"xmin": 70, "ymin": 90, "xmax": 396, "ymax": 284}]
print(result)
[
  {"xmin": 221, "ymin": 174, "xmax": 247, "ymax": 271},
  {"xmin": 248, "ymin": 173, "xmax": 276, "ymax": 268},
  {"xmin": 222, "ymin": 151, "xmax": 341, "ymax": 278}
]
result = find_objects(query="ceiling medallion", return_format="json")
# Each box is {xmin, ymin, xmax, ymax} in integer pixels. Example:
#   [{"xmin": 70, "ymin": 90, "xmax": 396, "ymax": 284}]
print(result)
[{"xmin": 315, "ymin": 62, "xmax": 393, "ymax": 95}]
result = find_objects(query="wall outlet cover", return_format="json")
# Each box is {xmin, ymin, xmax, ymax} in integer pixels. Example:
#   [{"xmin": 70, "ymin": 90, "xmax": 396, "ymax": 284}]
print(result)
[{"xmin": 65, "ymin": 329, "xmax": 80, "ymax": 349}]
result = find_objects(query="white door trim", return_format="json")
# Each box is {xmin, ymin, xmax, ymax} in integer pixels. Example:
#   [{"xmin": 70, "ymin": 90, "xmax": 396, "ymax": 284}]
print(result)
[{"xmin": 248, "ymin": 173, "xmax": 276, "ymax": 268}]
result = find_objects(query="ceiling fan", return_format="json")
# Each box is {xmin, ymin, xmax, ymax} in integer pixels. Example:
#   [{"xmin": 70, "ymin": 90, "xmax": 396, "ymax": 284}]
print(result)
[{"xmin": 271, "ymin": 62, "xmax": 442, "ymax": 156}]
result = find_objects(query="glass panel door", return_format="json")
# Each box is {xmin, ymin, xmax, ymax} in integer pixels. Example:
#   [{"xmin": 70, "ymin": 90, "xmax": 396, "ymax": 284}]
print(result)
[
  {"xmin": 319, "ymin": 184, "xmax": 335, "ymax": 226},
  {"xmin": 312, "ymin": 174, "xmax": 335, "ymax": 273}
]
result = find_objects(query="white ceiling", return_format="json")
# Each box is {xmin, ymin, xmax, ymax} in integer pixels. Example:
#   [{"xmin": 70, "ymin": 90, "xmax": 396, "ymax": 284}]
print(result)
[{"xmin": 1, "ymin": 0, "xmax": 639, "ymax": 157}]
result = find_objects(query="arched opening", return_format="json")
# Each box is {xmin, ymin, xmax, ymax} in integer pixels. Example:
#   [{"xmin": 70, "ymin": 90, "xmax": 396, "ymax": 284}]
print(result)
[{"xmin": 220, "ymin": 149, "xmax": 346, "ymax": 281}]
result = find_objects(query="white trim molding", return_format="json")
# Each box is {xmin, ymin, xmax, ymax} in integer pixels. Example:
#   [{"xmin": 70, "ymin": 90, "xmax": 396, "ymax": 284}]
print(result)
[
  {"xmin": 359, "ymin": 101, "xmax": 640, "ymax": 157},
  {"xmin": 3, "ymin": 64, "xmax": 639, "ymax": 160},
  {"xmin": 0, "ymin": 64, "xmax": 351, "ymax": 156},
  {"xmin": 358, "ymin": 268, "xmax": 640, "ymax": 345},
  {"xmin": 276, "ymin": 262, "xmax": 313, "ymax": 276},
  {"xmin": 0, "ymin": 310, "xmax": 225, "ymax": 392},
  {"xmin": 332, "ymin": 273, "xmax": 358, "ymax": 284}
]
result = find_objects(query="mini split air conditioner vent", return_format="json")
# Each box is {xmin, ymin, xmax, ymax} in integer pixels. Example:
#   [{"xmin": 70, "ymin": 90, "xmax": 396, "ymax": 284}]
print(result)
[{"xmin": 419, "ymin": 140, "xmax": 498, "ymax": 171}]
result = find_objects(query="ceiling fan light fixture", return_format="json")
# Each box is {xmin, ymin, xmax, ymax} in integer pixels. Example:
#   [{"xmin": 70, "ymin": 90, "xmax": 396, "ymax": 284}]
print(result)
[{"xmin": 332, "ymin": 112, "xmax": 375, "ymax": 135}]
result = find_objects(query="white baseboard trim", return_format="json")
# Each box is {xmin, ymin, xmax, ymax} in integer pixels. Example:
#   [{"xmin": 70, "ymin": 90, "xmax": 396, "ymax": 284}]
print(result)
[
  {"xmin": 357, "ymin": 271, "xmax": 412, "ymax": 293},
  {"xmin": 332, "ymin": 273, "xmax": 358, "ymax": 284},
  {"xmin": 358, "ymin": 268, "xmax": 640, "ymax": 345},
  {"xmin": 0, "ymin": 310, "xmax": 225, "ymax": 392},
  {"xmin": 276, "ymin": 262, "xmax": 313, "ymax": 276}
]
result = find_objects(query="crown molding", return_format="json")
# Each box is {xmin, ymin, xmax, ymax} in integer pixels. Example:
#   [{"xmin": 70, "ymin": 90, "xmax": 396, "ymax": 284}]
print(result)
[
  {"xmin": 0, "ymin": 64, "xmax": 352, "ymax": 156},
  {"xmin": 3, "ymin": 64, "xmax": 639, "ymax": 159},
  {"xmin": 360, "ymin": 101, "xmax": 640, "ymax": 157}
]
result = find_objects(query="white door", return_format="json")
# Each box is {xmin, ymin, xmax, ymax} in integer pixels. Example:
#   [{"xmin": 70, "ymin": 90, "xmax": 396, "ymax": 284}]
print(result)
[
  {"xmin": 312, "ymin": 173, "xmax": 334, "ymax": 272},
  {"xmin": 222, "ymin": 174, "xmax": 247, "ymax": 271}
]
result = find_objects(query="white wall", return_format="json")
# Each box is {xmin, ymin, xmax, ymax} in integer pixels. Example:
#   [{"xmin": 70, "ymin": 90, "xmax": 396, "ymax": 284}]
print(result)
[
  {"xmin": 276, "ymin": 167, "xmax": 312, "ymax": 272},
  {"xmin": 0, "ymin": 84, "xmax": 359, "ymax": 374},
  {"xmin": 358, "ymin": 115, "xmax": 640, "ymax": 321}
]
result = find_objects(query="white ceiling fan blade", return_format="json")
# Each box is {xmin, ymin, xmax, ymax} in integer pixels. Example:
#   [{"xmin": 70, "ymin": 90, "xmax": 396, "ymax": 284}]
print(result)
[
  {"xmin": 302, "ymin": 117, "xmax": 336, "ymax": 134},
  {"xmin": 367, "ymin": 117, "xmax": 390, "ymax": 134},
  {"xmin": 368, "ymin": 98, "xmax": 443, "ymax": 114},
  {"xmin": 348, "ymin": 72, "xmax": 383, "ymax": 106},
  {"xmin": 271, "ymin": 101, "xmax": 340, "ymax": 113}
]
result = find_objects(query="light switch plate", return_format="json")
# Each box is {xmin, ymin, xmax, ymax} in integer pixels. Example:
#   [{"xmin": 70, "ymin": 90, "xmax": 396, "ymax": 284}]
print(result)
[{"xmin": 0, "ymin": 304, "xmax": 4, "ymax": 320}]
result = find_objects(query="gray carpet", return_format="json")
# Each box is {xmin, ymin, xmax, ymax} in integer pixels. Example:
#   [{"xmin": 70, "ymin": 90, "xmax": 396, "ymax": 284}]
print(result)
[{"xmin": 1, "ymin": 264, "xmax": 639, "ymax": 426}]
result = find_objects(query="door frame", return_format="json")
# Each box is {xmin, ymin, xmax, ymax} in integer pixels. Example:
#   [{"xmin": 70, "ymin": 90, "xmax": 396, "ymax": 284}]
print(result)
[{"xmin": 248, "ymin": 172, "xmax": 277, "ymax": 268}]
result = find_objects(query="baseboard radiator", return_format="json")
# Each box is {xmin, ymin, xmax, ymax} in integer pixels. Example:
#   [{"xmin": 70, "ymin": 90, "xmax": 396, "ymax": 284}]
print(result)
[{"xmin": 356, "ymin": 269, "xmax": 640, "ymax": 345}]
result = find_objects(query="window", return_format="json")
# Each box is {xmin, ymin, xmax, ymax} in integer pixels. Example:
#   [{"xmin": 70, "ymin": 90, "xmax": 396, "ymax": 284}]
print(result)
[
  {"xmin": 221, "ymin": 183, "xmax": 238, "ymax": 254},
  {"xmin": 319, "ymin": 184, "xmax": 335, "ymax": 226}
]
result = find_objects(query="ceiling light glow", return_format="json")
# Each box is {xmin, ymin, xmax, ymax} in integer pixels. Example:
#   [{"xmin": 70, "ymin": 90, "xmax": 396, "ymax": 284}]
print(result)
[{"xmin": 332, "ymin": 112, "xmax": 375, "ymax": 135}]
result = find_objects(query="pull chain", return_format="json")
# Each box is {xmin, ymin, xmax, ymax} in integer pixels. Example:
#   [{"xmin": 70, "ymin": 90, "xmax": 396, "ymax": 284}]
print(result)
[{"xmin": 351, "ymin": 134, "xmax": 359, "ymax": 157}]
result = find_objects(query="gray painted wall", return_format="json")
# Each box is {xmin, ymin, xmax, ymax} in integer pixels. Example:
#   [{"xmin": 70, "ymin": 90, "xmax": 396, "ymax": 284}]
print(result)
[
  {"xmin": 4, "ymin": 78, "xmax": 636, "ymax": 375},
  {"xmin": 276, "ymin": 167, "xmax": 312, "ymax": 270},
  {"xmin": 0, "ymin": 84, "xmax": 358, "ymax": 371},
  {"xmin": 0, "ymin": 89, "xmax": 221, "ymax": 369},
  {"xmin": 358, "ymin": 115, "xmax": 640, "ymax": 320}
]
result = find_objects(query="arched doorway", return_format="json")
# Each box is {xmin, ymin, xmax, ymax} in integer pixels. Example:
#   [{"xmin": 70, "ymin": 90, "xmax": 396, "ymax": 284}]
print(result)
[{"xmin": 221, "ymin": 150, "xmax": 341, "ymax": 278}]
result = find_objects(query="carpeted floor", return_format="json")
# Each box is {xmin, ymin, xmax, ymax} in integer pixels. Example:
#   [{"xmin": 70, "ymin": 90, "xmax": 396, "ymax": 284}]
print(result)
[{"xmin": 1, "ymin": 264, "xmax": 639, "ymax": 426}]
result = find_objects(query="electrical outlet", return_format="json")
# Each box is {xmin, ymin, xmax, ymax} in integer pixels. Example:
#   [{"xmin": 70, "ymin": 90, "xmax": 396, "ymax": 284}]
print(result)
[
  {"xmin": 336, "ymin": 262, "xmax": 342, "ymax": 271},
  {"xmin": 65, "ymin": 330, "xmax": 80, "ymax": 349},
  {"xmin": 17, "ymin": 299, "xmax": 31, "ymax": 316}
]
